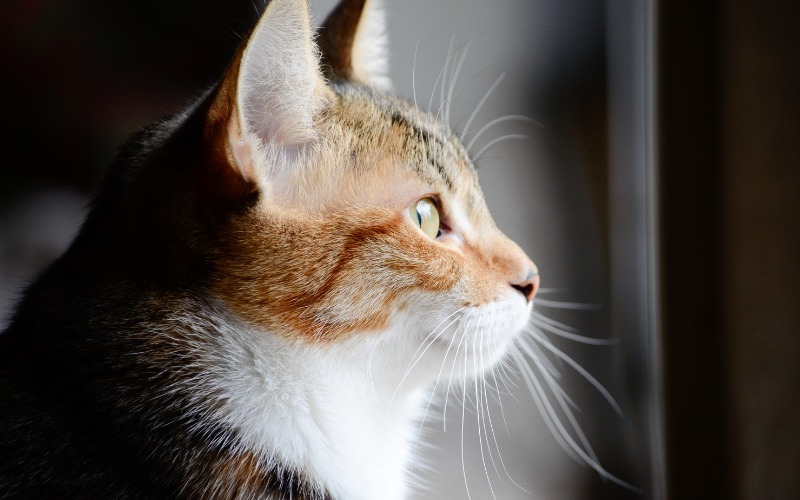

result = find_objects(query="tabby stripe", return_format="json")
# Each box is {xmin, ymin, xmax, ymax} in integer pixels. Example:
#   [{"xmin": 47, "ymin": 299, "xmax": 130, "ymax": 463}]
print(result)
[{"xmin": 389, "ymin": 111, "xmax": 455, "ymax": 190}]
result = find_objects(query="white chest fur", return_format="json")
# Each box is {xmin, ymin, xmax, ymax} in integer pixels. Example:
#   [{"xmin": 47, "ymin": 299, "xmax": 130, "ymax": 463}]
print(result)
[{"xmin": 202, "ymin": 313, "xmax": 427, "ymax": 500}]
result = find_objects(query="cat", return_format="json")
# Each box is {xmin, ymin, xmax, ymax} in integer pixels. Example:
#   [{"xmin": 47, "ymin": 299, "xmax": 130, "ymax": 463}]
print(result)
[{"xmin": 0, "ymin": 0, "xmax": 540, "ymax": 498}]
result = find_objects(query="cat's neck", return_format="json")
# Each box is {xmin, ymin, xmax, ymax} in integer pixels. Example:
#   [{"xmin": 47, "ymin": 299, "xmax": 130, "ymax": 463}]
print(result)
[{"xmin": 204, "ymin": 305, "xmax": 426, "ymax": 500}]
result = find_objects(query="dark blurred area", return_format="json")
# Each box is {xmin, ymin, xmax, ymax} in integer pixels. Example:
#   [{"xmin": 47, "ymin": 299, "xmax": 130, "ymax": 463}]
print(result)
[
  {"xmin": 659, "ymin": 1, "xmax": 800, "ymax": 499},
  {"xmin": 0, "ymin": 0, "xmax": 255, "ymax": 200}
]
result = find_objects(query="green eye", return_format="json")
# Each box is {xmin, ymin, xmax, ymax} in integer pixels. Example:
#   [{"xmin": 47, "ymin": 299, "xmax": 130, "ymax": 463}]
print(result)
[{"xmin": 406, "ymin": 197, "xmax": 441, "ymax": 239}]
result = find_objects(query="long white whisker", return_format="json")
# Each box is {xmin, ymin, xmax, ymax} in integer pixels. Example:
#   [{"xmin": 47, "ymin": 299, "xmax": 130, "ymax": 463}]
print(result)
[
  {"xmin": 473, "ymin": 319, "xmax": 497, "ymax": 500},
  {"xmin": 462, "ymin": 72, "xmax": 506, "ymax": 139},
  {"xmin": 530, "ymin": 313, "xmax": 617, "ymax": 345},
  {"xmin": 386, "ymin": 307, "xmax": 466, "ymax": 417},
  {"xmin": 473, "ymin": 134, "xmax": 528, "ymax": 163},
  {"xmin": 510, "ymin": 349, "xmax": 581, "ymax": 463},
  {"xmin": 413, "ymin": 315, "xmax": 469, "ymax": 448},
  {"xmin": 443, "ymin": 316, "xmax": 471, "ymax": 431},
  {"xmin": 481, "ymin": 371, "xmax": 502, "ymax": 484},
  {"xmin": 439, "ymin": 36, "xmax": 456, "ymax": 120},
  {"xmin": 460, "ymin": 318, "xmax": 474, "ymax": 500},
  {"xmin": 527, "ymin": 328, "xmax": 624, "ymax": 416},
  {"xmin": 445, "ymin": 40, "xmax": 473, "ymax": 127},
  {"xmin": 519, "ymin": 339, "xmax": 601, "ymax": 468},
  {"xmin": 484, "ymin": 344, "xmax": 532, "ymax": 494},
  {"xmin": 465, "ymin": 115, "xmax": 542, "ymax": 152},
  {"xmin": 520, "ymin": 343, "xmax": 640, "ymax": 491},
  {"xmin": 529, "ymin": 310, "xmax": 580, "ymax": 333},
  {"xmin": 477, "ymin": 321, "xmax": 504, "ymax": 483},
  {"xmin": 490, "ymin": 357, "xmax": 513, "ymax": 437},
  {"xmin": 495, "ymin": 351, "xmax": 520, "ymax": 396},
  {"xmin": 533, "ymin": 298, "xmax": 601, "ymax": 310},
  {"xmin": 514, "ymin": 349, "xmax": 609, "ymax": 473},
  {"xmin": 517, "ymin": 338, "xmax": 582, "ymax": 413},
  {"xmin": 429, "ymin": 37, "xmax": 455, "ymax": 121},
  {"xmin": 523, "ymin": 336, "xmax": 562, "ymax": 380},
  {"xmin": 412, "ymin": 41, "xmax": 420, "ymax": 112}
]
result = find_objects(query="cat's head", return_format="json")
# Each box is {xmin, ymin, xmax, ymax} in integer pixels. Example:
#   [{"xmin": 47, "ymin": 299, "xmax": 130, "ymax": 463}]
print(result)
[{"xmin": 184, "ymin": 0, "xmax": 538, "ymax": 386}]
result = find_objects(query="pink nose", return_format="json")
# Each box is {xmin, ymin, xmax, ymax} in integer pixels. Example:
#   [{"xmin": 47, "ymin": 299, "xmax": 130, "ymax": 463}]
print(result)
[{"xmin": 511, "ymin": 268, "xmax": 539, "ymax": 303}]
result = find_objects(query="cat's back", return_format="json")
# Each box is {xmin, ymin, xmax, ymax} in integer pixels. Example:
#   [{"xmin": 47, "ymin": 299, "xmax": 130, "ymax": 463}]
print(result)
[{"xmin": 0, "ymin": 116, "xmax": 207, "ymax": 498}]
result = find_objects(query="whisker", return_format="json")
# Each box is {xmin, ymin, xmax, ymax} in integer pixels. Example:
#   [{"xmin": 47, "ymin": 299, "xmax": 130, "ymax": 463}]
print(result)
[
  {"xmin": 412, "ymin": 40, "xmax": 420, "ymax": 112},
  {"xmin": 484, "ymin": 359, "xmax": 531, "ymax": 494},
  {"xmin": 510, "ymin": 350, "xmax": 581, "ymax": 463},
  {"xmin": 396, "ymin": 306, "xmax": 464, "ymax": 383},
  {"xmin": 465, "ymin": 114, "xmax": 542, "ymax": 152},
  {"xmin": 515, "ymin": 348, "xmax": 598, "ymax": 466},
  {"xmin": 461, "ymin": 72, "xmax": 506, "ymax": 140},
  {"xmin": 480, "ymin": 377, "xmax": 502, "ymax": 483},
  {"xmin": 530, "ymin": 312, "xmax": 618, "ymax": 346},
  {"xmin": 445, "ymin": 40, "xmax": 473, "ymax": 127},
  {"xmin": 430, "ymin": 36, "xmax": 456, "ymax": 122},
  {"xmin": 516, "ymin": 338, "xmax": 581, "ymax": 412},
  {"xmin": 472, "ymin": 133, "xmax": 528, "ymax": 163},
  {"xmin": 526, "ymin": 327, "xmax": 623, "ymax": 416},
  {"xmin": 533, "ymin": 297, "xmax": 601, "ymax": 310},
  {"xmin": 414, "ymin": 315, "xmax": 471, "ymax": 445},
  {"xmin": 515, "ymin": 348, "xmax": 640, "ymax": 491},
  {"xmin": 473, "ymin": 319, "xmax": 498, "ymax": 500},
  {"xmin": 522, "ymin": 336, "xmax": 562, "ymax": 380},
  {"xmin": 443, "ymin": 317, "xmax": 471, "ymax": 431},
  {"xmin": 460, "ymin": 319, "xmax": 474, "ymax": 500},
  {"xmin": 520, "ymin": 339, "xmax": 601, "ymax": 466},
  {"xmin": 439, "ymin": 36, "xmax": 456, "ymax": 121},
  {"xmin": 529, "ymin": 309, "xmax": 580, "ymax": 333},
  {"xmin": 477, "ymin": 322, "xmax": 507, "ymax": 485},
  {"xmin": 487, "ymin": 345, "xmax": 532, "ymax": 486},
  {"xmin": 484, "ymin": 363, "xmax": 515, "ymax": 400},
  {"xmin": 386, "ymin": 307, "xmax": 466, "ymax": 417},
  {"xmin": 495, "ymin": 352, "xmax": 520, "ymax": 396},
  {"xmin": 490, "ymin": 358, "xmax": 514, "ymax": 438}
]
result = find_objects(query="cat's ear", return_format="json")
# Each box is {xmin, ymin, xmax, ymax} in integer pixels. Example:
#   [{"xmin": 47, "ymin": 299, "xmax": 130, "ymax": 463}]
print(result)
[
  {"xmin": 318, "ymin": 0, "xmax": 391, "ymax": 90},
  {"xmin": 208, "ymin": 0, "xmax": 332, "ymax": 183}
]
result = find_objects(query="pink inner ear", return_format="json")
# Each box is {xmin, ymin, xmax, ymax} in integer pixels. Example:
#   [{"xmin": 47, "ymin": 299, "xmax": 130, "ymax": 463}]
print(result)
[
  {"xmin": 230, "ymin": 127, "xmax": 259, "ymax": 184},
  {"xmin": 235, "ymin": 0, "xmax": 331, "ymax": 151}
]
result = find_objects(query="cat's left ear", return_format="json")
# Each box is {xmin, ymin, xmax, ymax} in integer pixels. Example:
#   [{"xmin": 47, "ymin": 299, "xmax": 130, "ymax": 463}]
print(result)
[
  {"xmin": 318, "ymin": 0, "xmax": 391, "ymax": 90},
  {"xmin": 206, "ymin": 0, "xmax": 333, "ymax": 184}
]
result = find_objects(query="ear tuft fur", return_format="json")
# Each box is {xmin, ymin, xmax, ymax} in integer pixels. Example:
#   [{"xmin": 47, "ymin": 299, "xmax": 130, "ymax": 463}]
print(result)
[{"xmin": 237, "ymin": 0, "xmax": 331, "ymax": 150}]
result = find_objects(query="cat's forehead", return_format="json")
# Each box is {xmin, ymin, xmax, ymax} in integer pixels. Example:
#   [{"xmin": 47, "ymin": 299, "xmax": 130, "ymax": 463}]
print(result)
[{"xmin": 324, "ymin": 85, "xmax": 485, "ymax": 211}]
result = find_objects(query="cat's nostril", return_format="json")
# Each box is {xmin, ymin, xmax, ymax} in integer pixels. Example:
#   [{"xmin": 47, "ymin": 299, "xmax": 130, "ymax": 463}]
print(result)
[
  {"xmin": 511, "ymin": 269, "xmax": 539, "ymax": 303},
  {"xmin": 512, "ymin": 283, "xmax": 534, "ymax": 300}
]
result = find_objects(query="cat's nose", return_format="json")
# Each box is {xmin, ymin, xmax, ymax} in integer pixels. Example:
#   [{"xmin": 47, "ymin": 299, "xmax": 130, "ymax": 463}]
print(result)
[{"xmin": 511, "ymin": 267, "xmax": 539, "ymax": 303}]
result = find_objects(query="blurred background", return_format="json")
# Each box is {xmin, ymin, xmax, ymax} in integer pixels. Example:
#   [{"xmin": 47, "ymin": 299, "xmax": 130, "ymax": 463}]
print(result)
[{"xmin": 0, "ymin": 0, "xmax": 797, "ymax": 499}]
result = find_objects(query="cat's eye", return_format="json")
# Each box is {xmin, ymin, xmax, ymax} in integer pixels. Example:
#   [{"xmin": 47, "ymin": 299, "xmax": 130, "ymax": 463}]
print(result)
[{"xmin": 406, "ymin": 198, "xmax": 441, "ymax": 239}]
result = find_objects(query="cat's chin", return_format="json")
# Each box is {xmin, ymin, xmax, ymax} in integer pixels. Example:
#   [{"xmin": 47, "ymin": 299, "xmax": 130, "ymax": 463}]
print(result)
[{"xmin": 421, "ymin": 295, "xmax": 531, "ymax": 380}]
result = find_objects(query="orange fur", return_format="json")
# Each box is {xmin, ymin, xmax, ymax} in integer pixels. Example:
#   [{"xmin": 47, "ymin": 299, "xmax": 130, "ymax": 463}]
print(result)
[{"xmin": 204, "ymin": 86, "xmax": 536, "ymax": 342}]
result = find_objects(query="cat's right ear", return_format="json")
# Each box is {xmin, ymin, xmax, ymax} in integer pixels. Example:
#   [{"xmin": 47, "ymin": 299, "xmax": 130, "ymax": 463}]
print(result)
[
  {"xmin": 317, "ymin": 0, "xmax": 390, "ymax": 89},
  {"xmin": 206, "ymin": 0, "xmax": 333, "ymax": 185}
]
